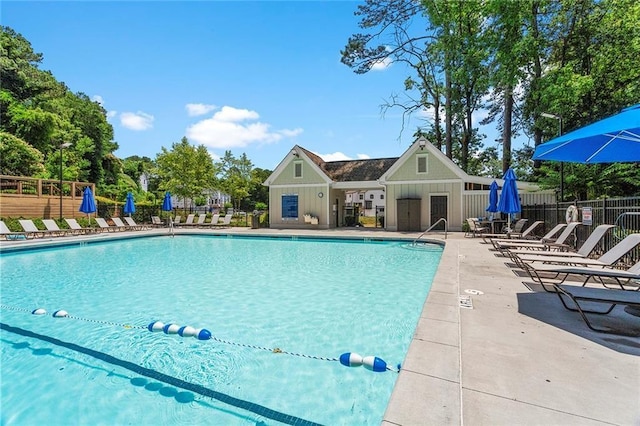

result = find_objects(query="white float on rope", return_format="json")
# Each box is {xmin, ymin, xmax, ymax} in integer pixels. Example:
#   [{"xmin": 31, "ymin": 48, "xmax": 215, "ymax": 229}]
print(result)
[
  {"xmin": 178, "ymin": 325, "xmax": 198, "ymax": 337},
  {"xmin": 147, "ymin": 321, "xmax": 165, "ymax": 332},
  {"xmin": 163, "ymin": 323, "xmax": 181, "ymax": 334}
]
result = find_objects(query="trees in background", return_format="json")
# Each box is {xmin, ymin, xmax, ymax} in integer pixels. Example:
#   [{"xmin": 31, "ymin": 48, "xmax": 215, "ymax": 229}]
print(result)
[
  {"xmin": 0, "ymin": 26, "xmax": 272, "ymax": 210},
  {"xmin": 3, "ymin": 7, "xmax": 640, "ymax": 204},
  {"xmin": 0, "ymin": 26, "xmax": 116, "ymax": 186},
  {"xmin": 155, "ymin": 137, "xmax": 217, "ymax": 210},
  {"xmin": 342, "ymin": 0, "xmax": 640, "ymax": 198}
]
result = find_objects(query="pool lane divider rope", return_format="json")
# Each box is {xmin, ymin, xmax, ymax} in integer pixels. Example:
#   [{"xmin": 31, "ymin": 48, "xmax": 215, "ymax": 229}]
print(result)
[{"xmin": 0, "ymin": 304, "xmax": 400, "ymax": 373}]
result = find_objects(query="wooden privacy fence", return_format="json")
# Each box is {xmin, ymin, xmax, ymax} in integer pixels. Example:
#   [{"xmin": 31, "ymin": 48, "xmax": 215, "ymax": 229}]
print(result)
[{"xmin": 0, "ymin": 175, "xmax": 95, "ymax": 219}]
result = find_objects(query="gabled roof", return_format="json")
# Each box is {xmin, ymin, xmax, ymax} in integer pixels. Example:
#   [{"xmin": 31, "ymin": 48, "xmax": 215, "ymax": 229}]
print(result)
[
  {"xmin": 266, "ymin": 140, "xmax": 543, "ymax": 192},
  {"xmin": 265, "ymin": 145, "xmax": 398, "ymax": 185},
  {"xmin": 297, "ymin": 145, "xmax": 397, "ymax": 182}
]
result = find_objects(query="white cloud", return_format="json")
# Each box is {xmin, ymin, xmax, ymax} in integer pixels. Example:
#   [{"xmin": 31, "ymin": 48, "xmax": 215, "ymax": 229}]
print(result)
[
  {"xmin": 186, "ymin": 105, "xmax": 302, "ymax": 149},
  {"xmin": 186, "ymin": 103, "xmax": 217, "ymax": 116},
  {"xmin": 314, "ymin": 152, "xmax": 372, "ymax": 162},
  {"xmin": 316, "ymin": 151, "xmax": 352, "ymax": 162},
  {"xmin": 120, "ymin": 111, "xmax": 154, "ymax": 131},
  {"xmin": 370, "ymin": 46, "xmax": 393, "ymax": 71},
  {"xmin": 106, "ymin": 110, "xmax": 118, "ymax": 119},
  {"xmin": 215, "ymin": 106, "xmax": 260, "ymax": 122},
  {"xmin": 92, "ymin": 95, "xmax": 104, "ymax": 105},
  {"xmin": 370, "ymin": 57, "xmax": 392, "ymax": 71}
]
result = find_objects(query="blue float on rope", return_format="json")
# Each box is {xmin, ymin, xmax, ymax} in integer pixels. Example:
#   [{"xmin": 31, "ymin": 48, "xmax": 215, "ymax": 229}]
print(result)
[
  {"xmin": 196, "ymin": 329, "xmax": 212, "ymax": 341},
  {"xmin": 52, "ymin": 310, "xmax": 69, "ymax": 318},
  {"xmin": 32, "ymin": 308, "xmax": 47, "ymax": 315},
  {"xmin": 339, "ymin": 352, "xmax": 364, "ymax": 367},
  {"xmin": 362, "ymin": 355, "xmax": 387, "ymax": 372}
]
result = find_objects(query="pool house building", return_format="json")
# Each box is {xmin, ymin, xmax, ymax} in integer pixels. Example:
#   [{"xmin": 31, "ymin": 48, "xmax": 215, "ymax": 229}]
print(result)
[{"xmin": 264, "ymin": 138, "xmax": 555, "ymax": 232}]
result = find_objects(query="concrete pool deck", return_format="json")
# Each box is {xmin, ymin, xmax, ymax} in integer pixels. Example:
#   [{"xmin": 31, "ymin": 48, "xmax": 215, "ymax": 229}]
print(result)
[{"xmin": 1, "ymin": 226, "xmax": 639, "ymax": 425}]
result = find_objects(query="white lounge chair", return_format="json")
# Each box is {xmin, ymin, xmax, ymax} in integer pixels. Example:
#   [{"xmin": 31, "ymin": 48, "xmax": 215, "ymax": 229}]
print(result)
[
  {"xmin": 194, "ymin": 214, "xmax": 207, "ymax": 226},
  {"xmin": 64, "ymin": 218, "xmax": 97, "ymax": 234},
  {"xmin": 496, "ymin": 223, "xmax": 580, "ymax": 255},
  {"xmin": 466, "ymin": 218, "xmax": 489, "ymax": 238},
  {"xmin": 124, "ymin": 217, "xmax": 148, "ymax": 230},
  {"xmin": 202, "ymin": 213, "xmax": 220, "ymax": 227},
  {"xmin": 112, "ymin": 217, "xmax": 140, "ymax": 231},
  {"xmin": 212, "ymin": 214, "xmax": 232, "ymax": 228},
  {"xmin": 151, "ymin": 216, "xmax": 164, "ymax": 227},
  {"xmin": 507, "ymin": 220, "xmax": 544, "ymax": 239},
  {"xmin": 175, "ymin": 214, "xmax": 195, "ymax": 227},
  {"xmin": 18, "ymin": 219, "xmax": 49, "ymax": 238},
  {"xmin": 42, "ymin": 219, "xmax": 72, "ymax": 236},
  {"xmin": 521, "ymin": 235, "xmax": 640, "ymax": 292},
  {"xmin": 480, "ymin": 218, "xmax": 544, "ymax": 243},
  {"xmin": 519, "ymin": 233, "xmax": 640, "ymax": 272},
  {"xmin": 0, "ymin": 220, "xmax": 32, "ymax": 240},
  {"xmin": 95, "ymin": 217, "xmax": 124, "ymax": 232},
  {"xmin": 554, "ymin": 274, "xmax": 640, "ymax": 335},
  {"xmin": 511, "ymin": 224, "xmax": 615, "ymax": 262},
  {"xmin": 490, "ymin": 223, "xmax": 567, "ymax": 249}
]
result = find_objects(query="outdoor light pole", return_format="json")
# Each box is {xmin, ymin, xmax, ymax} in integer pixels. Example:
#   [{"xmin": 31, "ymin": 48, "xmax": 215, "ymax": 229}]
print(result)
[
  {"xmin": 59, "ymin": 142, "xmax": 72, "ymax": 219},
  {"xmin": 541, "ymin": 113, "xmax": 563, "ymax": 201}
]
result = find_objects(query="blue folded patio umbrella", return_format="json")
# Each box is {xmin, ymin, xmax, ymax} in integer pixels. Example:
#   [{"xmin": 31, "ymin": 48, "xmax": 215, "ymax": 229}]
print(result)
[
  {"xmin": 79, "ymin": 186, "xmax": 97, "ymax": 219},
  {"xmin": 533, "ymin": 103, "xmax": 640, "ymax": 163},
  {"xmin": 161, "ymin": 191, "xmax": 173, "ymax": 225},
  {"xmin": 486, "ymin": 180, "xmax": 499, "ymax": 215},
  {"xmin": 124, "ymin": 192, "xmax": 136, "ymax": 217},
  {"xmin": 497, "ymin": 168, "xmax": 521, "ymax": 231},
  {"xmin": 162, "ymin": 192, "xmax": 172, "ymax": 212}
]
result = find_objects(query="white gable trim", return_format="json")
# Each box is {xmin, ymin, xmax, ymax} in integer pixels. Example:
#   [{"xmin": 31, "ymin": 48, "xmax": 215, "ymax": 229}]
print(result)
[
  {"xmin": 379, "ymin": 137, "xmax": 470, "ymax": 183},
  {"xmin": 268, "ymin": 183, "xmax": 328, "ymax": 189},
  {"xmin": 263, "ymin": 145, "xmax": 333, "ymax": 186}
]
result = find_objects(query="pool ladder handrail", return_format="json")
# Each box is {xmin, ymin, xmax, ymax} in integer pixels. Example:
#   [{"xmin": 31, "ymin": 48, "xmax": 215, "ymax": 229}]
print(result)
[
  {"xmin": 412, "ymin": 218, "xmax": 447, "ymax": 245},
  {"xmin": 613, "ymin": 211, "xmax": 640, "ymax": 241}
]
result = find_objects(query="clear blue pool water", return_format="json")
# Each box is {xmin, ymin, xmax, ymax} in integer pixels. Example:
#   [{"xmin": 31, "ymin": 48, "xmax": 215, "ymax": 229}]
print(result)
[{"xmin": 0, "ymin": 235, "xmax": 442, "ymax": 425}]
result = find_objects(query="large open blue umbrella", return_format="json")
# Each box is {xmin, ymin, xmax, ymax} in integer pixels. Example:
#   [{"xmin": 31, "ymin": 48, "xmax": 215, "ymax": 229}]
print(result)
[
  {"xmin": 79, "ymin": 186, "xmax": 97, "ymax": 219},
  {"xmin": 485, "ymin": 180, "xmax": 499, "ymax": 216},
  {"xmin": 533, "ymin": 103, "xmax": 640, "ymax": 163},
  {"xmin": 497, "ymin": 168, "xmax": 521, "ymax": 232},
  {"xmin": 124, "ymin": 192, "xmax": 136, "ymax": 217}
]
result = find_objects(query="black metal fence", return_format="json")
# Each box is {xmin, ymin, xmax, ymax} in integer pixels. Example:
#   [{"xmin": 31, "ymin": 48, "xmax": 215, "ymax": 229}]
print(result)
[{"xmin": 521, "ymin": 196, "xmax": 640, "ymax": 265}]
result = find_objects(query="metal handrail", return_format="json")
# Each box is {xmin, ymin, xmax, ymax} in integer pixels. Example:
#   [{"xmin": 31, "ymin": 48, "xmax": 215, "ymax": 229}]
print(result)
[
  {"xmin": 413, "ymin": 218, "xmax": 448, "ymax": 244},
  {"xmin": 613, "ymin": 211, "xmax": 640, "ymax": 241}
]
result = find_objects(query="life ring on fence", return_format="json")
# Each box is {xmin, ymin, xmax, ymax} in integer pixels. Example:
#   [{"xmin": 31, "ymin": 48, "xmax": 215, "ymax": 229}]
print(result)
[{"xmin": 565, "ymin": 205, "xmax": 579, "ymax": 223}]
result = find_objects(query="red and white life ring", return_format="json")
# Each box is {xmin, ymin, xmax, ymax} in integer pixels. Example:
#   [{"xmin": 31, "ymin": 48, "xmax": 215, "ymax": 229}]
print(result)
[{"xmin": 565, "ymin": 205, "xmax": 579, "ymax": 223}]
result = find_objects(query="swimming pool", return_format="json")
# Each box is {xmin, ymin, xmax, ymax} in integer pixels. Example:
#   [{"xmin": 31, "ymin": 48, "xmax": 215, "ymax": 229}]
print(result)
[{"xmin": 1, "ymin": 235, "xmax": 442, "ymax": 425}]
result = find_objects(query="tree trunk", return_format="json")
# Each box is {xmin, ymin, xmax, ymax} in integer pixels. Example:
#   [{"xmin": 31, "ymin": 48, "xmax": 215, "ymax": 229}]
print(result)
[{"xmin": 502, "ymin": 85, "xmax": 513, "ymax": 173}]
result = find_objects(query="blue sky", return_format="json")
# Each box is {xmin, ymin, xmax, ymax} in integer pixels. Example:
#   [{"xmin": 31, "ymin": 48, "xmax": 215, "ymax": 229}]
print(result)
[{"xmin": 3, "ymin": 1, "xmax": 508, "ymax": 170}]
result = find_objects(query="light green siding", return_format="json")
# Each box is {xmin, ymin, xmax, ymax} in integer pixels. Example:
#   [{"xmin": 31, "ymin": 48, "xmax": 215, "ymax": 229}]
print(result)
[
  {"xmin": 270, "ymin": 160, "xmax": 327, "ymax": 185},
  {"xmin": 385, "ymin": 182, "xmax": 463, "ymax": 231},
  {"xmin": 269, "ymin": 185, "xmax": 329, "ymax": 229},
  {"xmin": 387, "ymin": 152, "xmax": 459, "ymax": 181}
]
